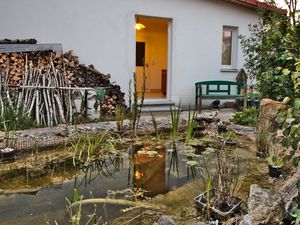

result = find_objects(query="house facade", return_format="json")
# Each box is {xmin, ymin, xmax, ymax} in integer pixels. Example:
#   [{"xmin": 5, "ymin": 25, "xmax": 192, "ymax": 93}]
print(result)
[{"xmin": 0, "ymin": 0, "xmax": 272, "ymax": 107}]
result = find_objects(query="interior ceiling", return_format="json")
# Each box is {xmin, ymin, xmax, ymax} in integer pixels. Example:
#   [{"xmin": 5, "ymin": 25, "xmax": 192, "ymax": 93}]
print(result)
[{"xmin": 137, "ymin": 17, "xmax": 169, "ymax": 32}]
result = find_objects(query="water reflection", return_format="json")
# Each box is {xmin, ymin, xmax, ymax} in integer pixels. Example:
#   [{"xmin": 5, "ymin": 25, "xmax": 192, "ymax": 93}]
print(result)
[
  {"xmin": 127, "ymin": 142, "xmax": 168, "ymax": 196},
  {"xmin": 73, "ymin": 141, "xmax": 196, "ymax": 197},
  {"xmin": 74, "ymin": 154, "xmax": 124, "ymax": 188},
  {"xmin": 0, "ymin": 140, "xmax": 199, "ymax": 224}
]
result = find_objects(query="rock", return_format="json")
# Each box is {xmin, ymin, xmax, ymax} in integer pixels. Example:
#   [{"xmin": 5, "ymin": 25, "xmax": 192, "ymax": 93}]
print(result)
[
  {"xmin": 223, "ymin": 217, "xmax": 241, "ymax": 225},
  {"xmin": 259, "ymin": 99, "xmax": 281, "ymax": 130},
  {"xmin": 154, "ymin": 215, "xmax": 176, "ymax": 225},
  {"xmin": 239, "ymin": 184, "xmax": 285, "ymax": 225},
  {"xmin": 196, "ymin": 111, "xmax": 220, "ymax": 124}
]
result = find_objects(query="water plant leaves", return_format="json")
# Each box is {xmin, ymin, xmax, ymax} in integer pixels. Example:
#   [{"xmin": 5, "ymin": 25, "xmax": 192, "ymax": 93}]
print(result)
[{"xmin": 73, "ymin": 188, "xmax": 79, "ymax": 203}]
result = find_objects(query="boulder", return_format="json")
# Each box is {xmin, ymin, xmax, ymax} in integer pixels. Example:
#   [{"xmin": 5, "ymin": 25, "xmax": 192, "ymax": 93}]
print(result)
[
  {"xmin": 257, "ymin": 99, "xmax": 282, "ymax": 156},
  {"xmin": 239, "ymin": 184, "xmax": 286, "ymax": 225},
  {"xmin": 259, "ymin": 99, "xmax": 281, "ymax": 130}
]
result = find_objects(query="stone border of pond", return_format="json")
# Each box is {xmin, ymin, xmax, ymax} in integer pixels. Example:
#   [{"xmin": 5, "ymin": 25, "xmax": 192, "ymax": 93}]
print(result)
[{"xmin": 0, "ymin": 110, "xmax": 236, "ymax": 153}]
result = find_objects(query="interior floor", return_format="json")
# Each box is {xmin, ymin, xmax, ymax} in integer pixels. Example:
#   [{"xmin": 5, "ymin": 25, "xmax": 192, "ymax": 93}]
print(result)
[{"xmin": 138, "ymin": 92, "xmax": 166, "ymax": 98}]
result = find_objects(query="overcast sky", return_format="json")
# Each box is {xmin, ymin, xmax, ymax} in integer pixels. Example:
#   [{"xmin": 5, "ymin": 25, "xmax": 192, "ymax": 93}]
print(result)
[{"xmin": 270, "ymin": 0, "xmax": 300, "ymax": 9}]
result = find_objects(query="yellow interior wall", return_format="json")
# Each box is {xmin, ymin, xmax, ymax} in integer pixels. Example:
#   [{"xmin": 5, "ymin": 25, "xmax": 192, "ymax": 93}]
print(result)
[{"xmin": 136, "ymin": 17, "xmax": 168, "ymax": 92}]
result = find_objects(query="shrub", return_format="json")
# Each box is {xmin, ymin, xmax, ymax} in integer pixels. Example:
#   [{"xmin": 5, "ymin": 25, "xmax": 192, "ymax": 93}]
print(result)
[{"xmin": 230, "ymin": 107, "xmax": 259, "ymax": 127}]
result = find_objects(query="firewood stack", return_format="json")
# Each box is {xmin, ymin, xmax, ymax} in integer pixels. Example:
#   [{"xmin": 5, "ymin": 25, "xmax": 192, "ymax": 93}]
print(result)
[{"xmin": 0, "ymin": 41, "xmax": 126, "ymax": 116}]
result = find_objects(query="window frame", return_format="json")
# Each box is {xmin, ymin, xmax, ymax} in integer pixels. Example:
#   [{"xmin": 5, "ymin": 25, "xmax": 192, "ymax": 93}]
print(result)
[{"xmin": 221, "ymin": 26, "xmax": 238, "ymax": 72}]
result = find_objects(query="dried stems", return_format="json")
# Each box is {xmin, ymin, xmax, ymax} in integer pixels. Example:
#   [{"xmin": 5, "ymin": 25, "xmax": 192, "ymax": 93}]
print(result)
[{"xmin": 1, "ymin": 52, "xmax": 78, "ymax": 127}]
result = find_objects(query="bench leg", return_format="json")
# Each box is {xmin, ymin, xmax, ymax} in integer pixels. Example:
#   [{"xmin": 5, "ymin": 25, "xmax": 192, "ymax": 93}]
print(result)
[
  {"xmin": 195, "ymin": 96, "xmax": 198, "ymax": 111},
  {"xmin": 199, "ymin": 96, "xmax": 202, "ymax": 112}
]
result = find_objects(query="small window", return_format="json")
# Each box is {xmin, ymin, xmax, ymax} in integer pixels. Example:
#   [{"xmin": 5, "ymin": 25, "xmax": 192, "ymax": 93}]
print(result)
[{"xmin": 222, "ymin": 26, "xmax": 238, "ymax": 70}]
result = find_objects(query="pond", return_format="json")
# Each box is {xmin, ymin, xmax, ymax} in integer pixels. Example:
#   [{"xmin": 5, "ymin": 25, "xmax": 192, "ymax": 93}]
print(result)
[{"xmin": 0, "ymin": 135, "xmax": 269, "ymax": 224}]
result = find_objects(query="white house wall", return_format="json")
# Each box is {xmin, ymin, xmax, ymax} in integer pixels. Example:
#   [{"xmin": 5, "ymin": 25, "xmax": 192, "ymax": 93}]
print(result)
[{"xmin": 0, "ymin": 0, "xmax": 259, "ymax": 107}]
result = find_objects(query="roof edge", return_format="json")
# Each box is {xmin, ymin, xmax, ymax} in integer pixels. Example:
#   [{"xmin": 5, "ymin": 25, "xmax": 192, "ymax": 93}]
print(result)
[{"xmin": 222, "ymin": 0, "xmax": 287, "ymax": 14}]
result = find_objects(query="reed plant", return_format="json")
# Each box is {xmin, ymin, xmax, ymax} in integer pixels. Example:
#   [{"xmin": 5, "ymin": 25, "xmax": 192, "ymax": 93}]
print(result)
[
  {"xmin": 199, "ymin": 157, "xmax": 214, "ymax": 217},
  {"xmin": 128, "ymin": 62, "xmax": 146, "ymax": 136},
  {"xmin": 185, "ymin": 105, "xmax": 197, "ymax": 144},
  {"xmin": 170, "ymin": 102, "xmax": 181, "ymax": 141},
  {"xmin": 65, "ymin": 188, "xmax": 102, "ymax": 225},
  {"xmin": 216, "ymin": 136, "xmax": 243, "ymax": 199},
  {"xmin": 69, "ymin": 131, "xmax": 120, "ymax": 165},
  {"xmin": 168, "ymin": 143, "xmax": 179, "ymax": 178},
  {"xmin": 150, "ymin": 111, "xmax": 161, "ymax": 140},
  {"xmin": 129, "ymin": 72, "xmax": 145, "ymax": 135},
  {"xmin": 130, "ymin": 73, "xmax": 138, "ymax": 133},
  {"xmin": 115, "ymin": 105, "xmax": 125, "ymax": 132}
]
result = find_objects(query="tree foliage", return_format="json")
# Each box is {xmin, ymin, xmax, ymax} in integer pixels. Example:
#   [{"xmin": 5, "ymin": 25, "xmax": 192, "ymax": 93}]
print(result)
[
  {"xmin": 240, "ymin": 5, "xmax": 300, "ymax": 100},
  {"xmin": 276, "ymin": 58, "xmax": 300, "ymax": 165}
]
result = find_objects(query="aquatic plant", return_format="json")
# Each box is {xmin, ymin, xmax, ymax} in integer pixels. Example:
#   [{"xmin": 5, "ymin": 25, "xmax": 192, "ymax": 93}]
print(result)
[
  {"xmin": 216, "ymin": 136, "xmax": 244, "ymax": 199},
  {"xmin": 198, "ymin": 157, "xmax": 214, "ymax": 219},
  {"xmin": 115, "ymin": 105, "xmax": 125, "ymax": 132},
  {"xmin": 75, "ymin": 156, "xmax": 123, "ymax": 188},
  {"xmin": 129, "ymin": 70, "xmax": 146, "ymax": 135},
  {"xmin": 69, "ymin": 131, "xmax": 120, "ymax": 165},
  {"xmin": 136, "ymin": 63, "xmax": 147, "ymax": 131},
  {"xmin": 150, "ymin": 111, "xmax": 161, "ymax": 140},
  {"xmin": 185, "ymin": 106, "xmax": 197, "ymax": 144},
  {"xmin": 66, "ymin": 188, "xmax": 102, "ymax": 225},
  {"xmin": 170, "ymin": 102, "xmax": 181, "ymax": 141},
  {"xmin": 195, "ymin": 137, "xmax": 244, "ymax": 221},
  {"xmin": 167, "ymin": 143, "xmax": 179, "ymax": 178},
  {"xmin": 66, "ymin": 188, "xmax": 82, "ymax": 225},
  {"xmin": 187, "ymin": 160, "xmax": 198, "ymax": 180}
]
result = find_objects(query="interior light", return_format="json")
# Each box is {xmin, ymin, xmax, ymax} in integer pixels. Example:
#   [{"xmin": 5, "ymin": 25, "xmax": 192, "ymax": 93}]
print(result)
[
  {"xmin": 136, "ymin": 17, "xmax": 146, "ymax": 30},
  {"xmin": 136, "ymin": 23, "xmax": 146, "ymax": 30}
]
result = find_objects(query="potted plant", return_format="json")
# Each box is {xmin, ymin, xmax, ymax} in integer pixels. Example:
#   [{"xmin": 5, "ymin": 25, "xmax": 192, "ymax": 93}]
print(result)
[
  {"xmin": 194, "ymin": 143, "xmax": 244, "ymax": 221},
  {"xmin": 194, "ymin": 188, "xmax": 243, "ymax": 220},
  {"xmin": 266, "ymin": 146, "xmax": 286, "ymax": 178}
]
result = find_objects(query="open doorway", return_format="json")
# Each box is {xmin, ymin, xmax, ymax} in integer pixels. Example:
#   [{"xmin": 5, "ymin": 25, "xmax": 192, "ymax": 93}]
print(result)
[{"xmin": 135, "ymin": 16, "xmax": 169, "ymax": 99}]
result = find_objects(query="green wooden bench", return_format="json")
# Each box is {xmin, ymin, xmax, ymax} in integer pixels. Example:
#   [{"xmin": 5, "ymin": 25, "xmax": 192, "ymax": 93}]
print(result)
[{"xmin": 195, "ymin": 80, "xmax": 247, "ymax": 111}]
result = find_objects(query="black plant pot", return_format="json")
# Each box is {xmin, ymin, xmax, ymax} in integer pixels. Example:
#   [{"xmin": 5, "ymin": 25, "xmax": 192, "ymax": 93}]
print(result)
[
  {"xmin": 268, "ymin": 165, "xmax": 283, "ymax": 178},
  {"xmin": 0, "ymin": 148, "xmax": 15, "ymax": 161}
]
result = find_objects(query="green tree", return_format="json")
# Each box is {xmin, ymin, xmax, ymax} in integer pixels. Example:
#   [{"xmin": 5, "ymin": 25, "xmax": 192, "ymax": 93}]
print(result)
[{"xmin": 240, "ymin": 7, "xmax": 299, "ymax": 100}]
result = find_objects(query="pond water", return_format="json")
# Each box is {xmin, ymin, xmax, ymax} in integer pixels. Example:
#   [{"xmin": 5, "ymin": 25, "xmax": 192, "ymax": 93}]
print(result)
[{"xmin": 0, "ymin": 136, "xmax": 268, "ymax": 224}]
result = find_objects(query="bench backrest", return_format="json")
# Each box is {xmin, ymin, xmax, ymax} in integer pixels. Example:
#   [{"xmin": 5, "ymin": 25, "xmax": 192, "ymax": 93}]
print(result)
[{"xmin": 195, "ymin": 80, "xmax": 244, "ymax": 95}]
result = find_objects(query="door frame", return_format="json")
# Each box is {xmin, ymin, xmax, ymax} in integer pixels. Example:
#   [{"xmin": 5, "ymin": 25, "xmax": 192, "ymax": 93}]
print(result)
[{"xmin": 134, "ymin": 14, "xmax": 173, "ymax": 100}]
